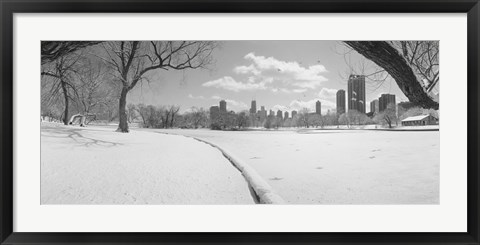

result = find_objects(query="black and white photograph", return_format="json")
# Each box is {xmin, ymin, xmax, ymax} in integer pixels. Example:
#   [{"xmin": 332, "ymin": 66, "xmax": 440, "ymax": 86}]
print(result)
[{"xmin": 40, "ymin": 40, "xmax": 439, "ymax": 205}]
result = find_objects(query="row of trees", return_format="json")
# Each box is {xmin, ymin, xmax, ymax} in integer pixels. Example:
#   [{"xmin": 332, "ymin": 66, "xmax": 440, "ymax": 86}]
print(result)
[
  {"xmin": 210, "ymin": 109, "xmax": 341, "ymax": 130},
  {"xmin": 126, "ymin": 104, "xmax": 209, "ymax": 129}
]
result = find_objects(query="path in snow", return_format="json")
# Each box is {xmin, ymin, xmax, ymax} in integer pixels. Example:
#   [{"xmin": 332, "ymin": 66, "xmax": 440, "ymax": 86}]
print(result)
[
  {"xmin": 41, "ymin": 124, "xmax": 255, "ymax": 204},
  {"xmin": 157, "ymin": 131, "xmax": 285, "ymax": 204},
  {"xmin": 153, "ymin": 129, "xmax": 440, "ymax": 204}
]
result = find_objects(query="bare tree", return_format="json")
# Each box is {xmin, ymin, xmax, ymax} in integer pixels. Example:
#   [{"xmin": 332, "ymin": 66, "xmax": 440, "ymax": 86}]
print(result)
[
  {"xmin": 41, "ymin": 54, "xmax": 82, "ymax": 125},
  {"xmin": 126, "ymin": 104, "xmax": 138, "ymax": 123},
  {"xmin": 296, "ymin": 108, "xmax": 311, "ymax": 128},
  {"xmin": 167, "ymin": 105, "xmax": 181, "ymax": 128},
  {"xmin": 101, "ymin": 41, "xmax": 218, "ymax": 132},
  {"xmin": 135, "ymin": 103, "xmax": 149, "ymax": 126},
  {"xmin": 41, "ymin": 41, "xmax": 101, "ymax": 65},
  {"xmin": 343, "ymin": 41, "xmax": 438, "ymax": 109},
  {"xmin": 374, "ymin": 103, "xmax": 398, "ymax": 128},
  {"xmin": 308, "ymin": 114, "xmax": 322, "ymax": 128},
  {"xmin": 74, "ymin": 60, "xmax": 115, "ymax": 123},
  {"xmin": 160, "ymin": 106, "xmax": 170, "ymax": 128},
  {"xmin": 338, "ymin": 113, "xmax": 350, "ymax": 128},
  {"xmin": 236, "ymin": 111, "xmax": 249, "ymax": 129},
  {"xmin": 186, "ymin": 107, "xmax": 208, "ymax": 129},
  {"xmin": 42, "ymin": 41, "xmax": 102, "ymax": 65},
  {"xmin": 394, "ymin": 41, "xmax": 439, "ymax": 93}
]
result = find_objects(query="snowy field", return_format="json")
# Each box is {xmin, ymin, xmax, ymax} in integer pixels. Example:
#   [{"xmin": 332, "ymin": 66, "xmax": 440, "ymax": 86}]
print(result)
[
  {"xmin": 151, "ymin": 128, "xmax": 440, "ymax": 204},
  {"xmin": 41, "ymin": 123, "xmax": 255, "ymax": 204},
  {"xmin": 41, "ymin": 123, "xmax": 439, "ymax": 205}
]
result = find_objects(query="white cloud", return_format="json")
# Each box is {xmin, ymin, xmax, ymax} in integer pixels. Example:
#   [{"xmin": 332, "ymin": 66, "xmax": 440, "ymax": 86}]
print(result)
[
  {"xmin": 233, "ymin": 52, "xmax": 328, "ymax": 90},
  {"xmin": 225, "ymin": 99, "xmax": 248, "ymax": 110},
  {"xmin": 288, "ymin": 99, "xmax": 336, "ymax": 113},
  {"xmin": 233, "ymin": 64, "xmax": 260, "ymax": 75},
  {"xmin": 292, "ymin": 80, "xmax": 322, "ymax": 89},
  {"xmin": 293, "ymin": 88, "xmax": 308, "ymax": 93},
  {"xmin": 202, "ymin": 76, "xmax": 268, "ymax": 92},
  {"xmin": 209, "ymin": 95, "xmax": 248, "ymax": 110},
  {"xmin": 207, "ymin": 53, "xmax": 330, "ymax": 94},
  {"xmin": 271, "ymin": 88, "xmax": 308, "ymax": 94},
  {"xmin": 188, "ymin": 94, "xmax": 205, "ymax": 99},
  {"xmin": 271, "ymin": 105, "xmax": 289, "ymax": 111},
  {"xmin": 318, "ymin": 88, "xmax": 338, "ymax": 99}
]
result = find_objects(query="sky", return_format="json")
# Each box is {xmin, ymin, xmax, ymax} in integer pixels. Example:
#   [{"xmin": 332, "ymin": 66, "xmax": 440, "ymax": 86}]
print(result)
[{"xmin": 127, "ymin": 41, "xmax": 409, "ymax": 114}]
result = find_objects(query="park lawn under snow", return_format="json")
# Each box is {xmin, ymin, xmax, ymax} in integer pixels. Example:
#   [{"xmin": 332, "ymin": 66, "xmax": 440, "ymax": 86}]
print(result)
[
  {"xmin": 41, "ymin": 123, "xmax": 255, "ymax": 204},
  {"xmin": 153, "ymin": 128, "xmax": 440, "ymax": 204}
]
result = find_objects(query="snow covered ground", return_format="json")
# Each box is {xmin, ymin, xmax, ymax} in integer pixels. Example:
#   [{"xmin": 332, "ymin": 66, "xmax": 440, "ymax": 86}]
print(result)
[
  {"xmin": 41, "ymin": 123, "xmax": 439, "ymax": 205},
  {"xmin": 41, "ymin": 123, "xmax": 255, "ymax": 204},
  {"xmin": 152, "ymin": 128, "xmax": 440, "ymax": 204}
]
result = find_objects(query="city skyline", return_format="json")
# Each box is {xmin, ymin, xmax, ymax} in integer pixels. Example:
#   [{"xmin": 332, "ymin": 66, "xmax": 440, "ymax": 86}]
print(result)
[
  {"xmin": 207, "ymin": 73, "xmax": 402, "ymax": 117},
  {"xmin": 126, "ymin": 41, "xmax": 416, "ymax": 114},
  {"xmin": 208, "ymin": 78, "xmax": 405, "ymax": 117}
]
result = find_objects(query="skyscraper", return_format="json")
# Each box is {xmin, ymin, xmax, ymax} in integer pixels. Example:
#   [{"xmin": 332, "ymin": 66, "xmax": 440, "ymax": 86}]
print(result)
[
  {"xmin": 370, "ymin": 99, "xmax": 379, "ymax": 114},
  {"xmin": 269, "ymin": 110, "xmax": 275, "ymax": 116},
  {"xmin": 209, "ymin": 106, "xmax": 219, "ymax": 120},
  {"xmin": 291, "ymin": 110, "xmax": 297, "ymax": 118},
  {"xmin": 284, "ymin": 111, "xmax": 289, "ymax": 119},
  {"xmin": 379, "ymin": 94, "xmax": 396, "ymax": 112},
  {"xmin": 219, "ymin": 100, "xmax": 227, "ymax": 112},
  {"xmin": 276, "ymin": 110, "xmax": 283, "ymax": 120},
  {"xmin": 336, "ymin": 89, "xmax": 346, "ymax": 115},
  {"xmin": 259, "ymin": 106, "xmax": 267, "ymax": 121},
  {"xmin": 315, "ymin": 100, "xmax": 321, "ymax": 115},
  {"xmin": 347, "ymin": 75, "xmax": 366, "ymax": 113},
  {"xmin": 250, "ymin": 100, "xmax": 257, "ymax": 114}
]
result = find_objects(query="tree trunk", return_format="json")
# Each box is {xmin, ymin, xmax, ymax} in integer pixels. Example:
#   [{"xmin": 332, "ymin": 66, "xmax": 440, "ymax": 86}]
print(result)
[
  {"xmin": 117, "ymin": 87, "xmax": 129, "ymax": 133},
  {"xmin": 344, "ymin": 41, "xmax": 439, "ymax": 110},
  {"xmin": 170, "ymin": 114, "xmax": 175, "ymax": 128},
  {"xmin": 60, "ymin": 79, "xmax": 69, "ymax": 125},
  {"xmin": 164, "ymin": 114, "xmax": 170, "ymax": 129}
]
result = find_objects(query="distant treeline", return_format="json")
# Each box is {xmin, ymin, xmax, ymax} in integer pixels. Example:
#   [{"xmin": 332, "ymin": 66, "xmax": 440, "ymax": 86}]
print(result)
[{"xmin": 121, "ymin": 102, "xmax": 438, "ymax": 130}]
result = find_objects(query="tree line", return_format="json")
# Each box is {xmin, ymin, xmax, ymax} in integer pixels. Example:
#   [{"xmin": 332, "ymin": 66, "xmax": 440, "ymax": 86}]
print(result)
[{"xmin": 130, "ymin": 104, "xmax": 208, "ymax": 129}]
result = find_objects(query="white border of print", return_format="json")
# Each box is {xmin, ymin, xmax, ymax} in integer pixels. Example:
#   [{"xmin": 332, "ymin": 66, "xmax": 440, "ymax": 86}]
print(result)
[{"xmin": 14, "ymin": 13, "xmax": 467, "ymax": 232}]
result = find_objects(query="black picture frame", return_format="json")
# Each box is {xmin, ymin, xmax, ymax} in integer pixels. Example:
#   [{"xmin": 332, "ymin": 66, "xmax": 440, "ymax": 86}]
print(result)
[{"xmin": 1, "ymin": 0, "xmax": 479, "ymax": 244}]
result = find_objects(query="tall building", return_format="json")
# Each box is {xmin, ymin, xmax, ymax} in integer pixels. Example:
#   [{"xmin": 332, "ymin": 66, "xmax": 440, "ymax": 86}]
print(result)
[
  {"xmin": 276, "ymin": 110, "xmax": 283, "ymax": 120},
  {"xmin": 379, "ymin": 94, "xmax": 396, "ymax": 112},
  {"xmin": 219, "ymin": 100, "xmax": 227, "ymax": 112},
  {"xmin": 370, "ymin": 99, "xmax": 379, "ymax": 114},
  {"xmin": 284, "ymin": 111, "xmax": 289, "ymax": 119},
  {"xmin": 336, "ymin": 89, "xmax": 346, "ymax": 115},
  {"xmin": 315, "ymin": 100, "xmax": 322, "ymax": 115},
  {"xmin": 250, "ymin": 100, "xmax": 257, "ymax": 114},
  {"xmin": 259, "ymin": 106, "xmax": 267, "ymax": 120},
  {"xmin": 209, "ymin": 106, "xmax": 219, "ymax": 119},
  {"xmin": 291, "ymin": 110, "xmax": 297, "ymax": 118},
  {"xmin": 269, "ymin": 110, "xmax": 275, "ymax": 116},
  {"xmin": 347, "ymin": 75, "xmax": 366, "ymax": 113}
]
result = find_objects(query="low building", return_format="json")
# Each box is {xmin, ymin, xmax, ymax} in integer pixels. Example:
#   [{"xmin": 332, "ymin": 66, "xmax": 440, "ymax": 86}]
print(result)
[{"xmin": 401, "ymin": 115, "xmax": 438, "ymax": 126}]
